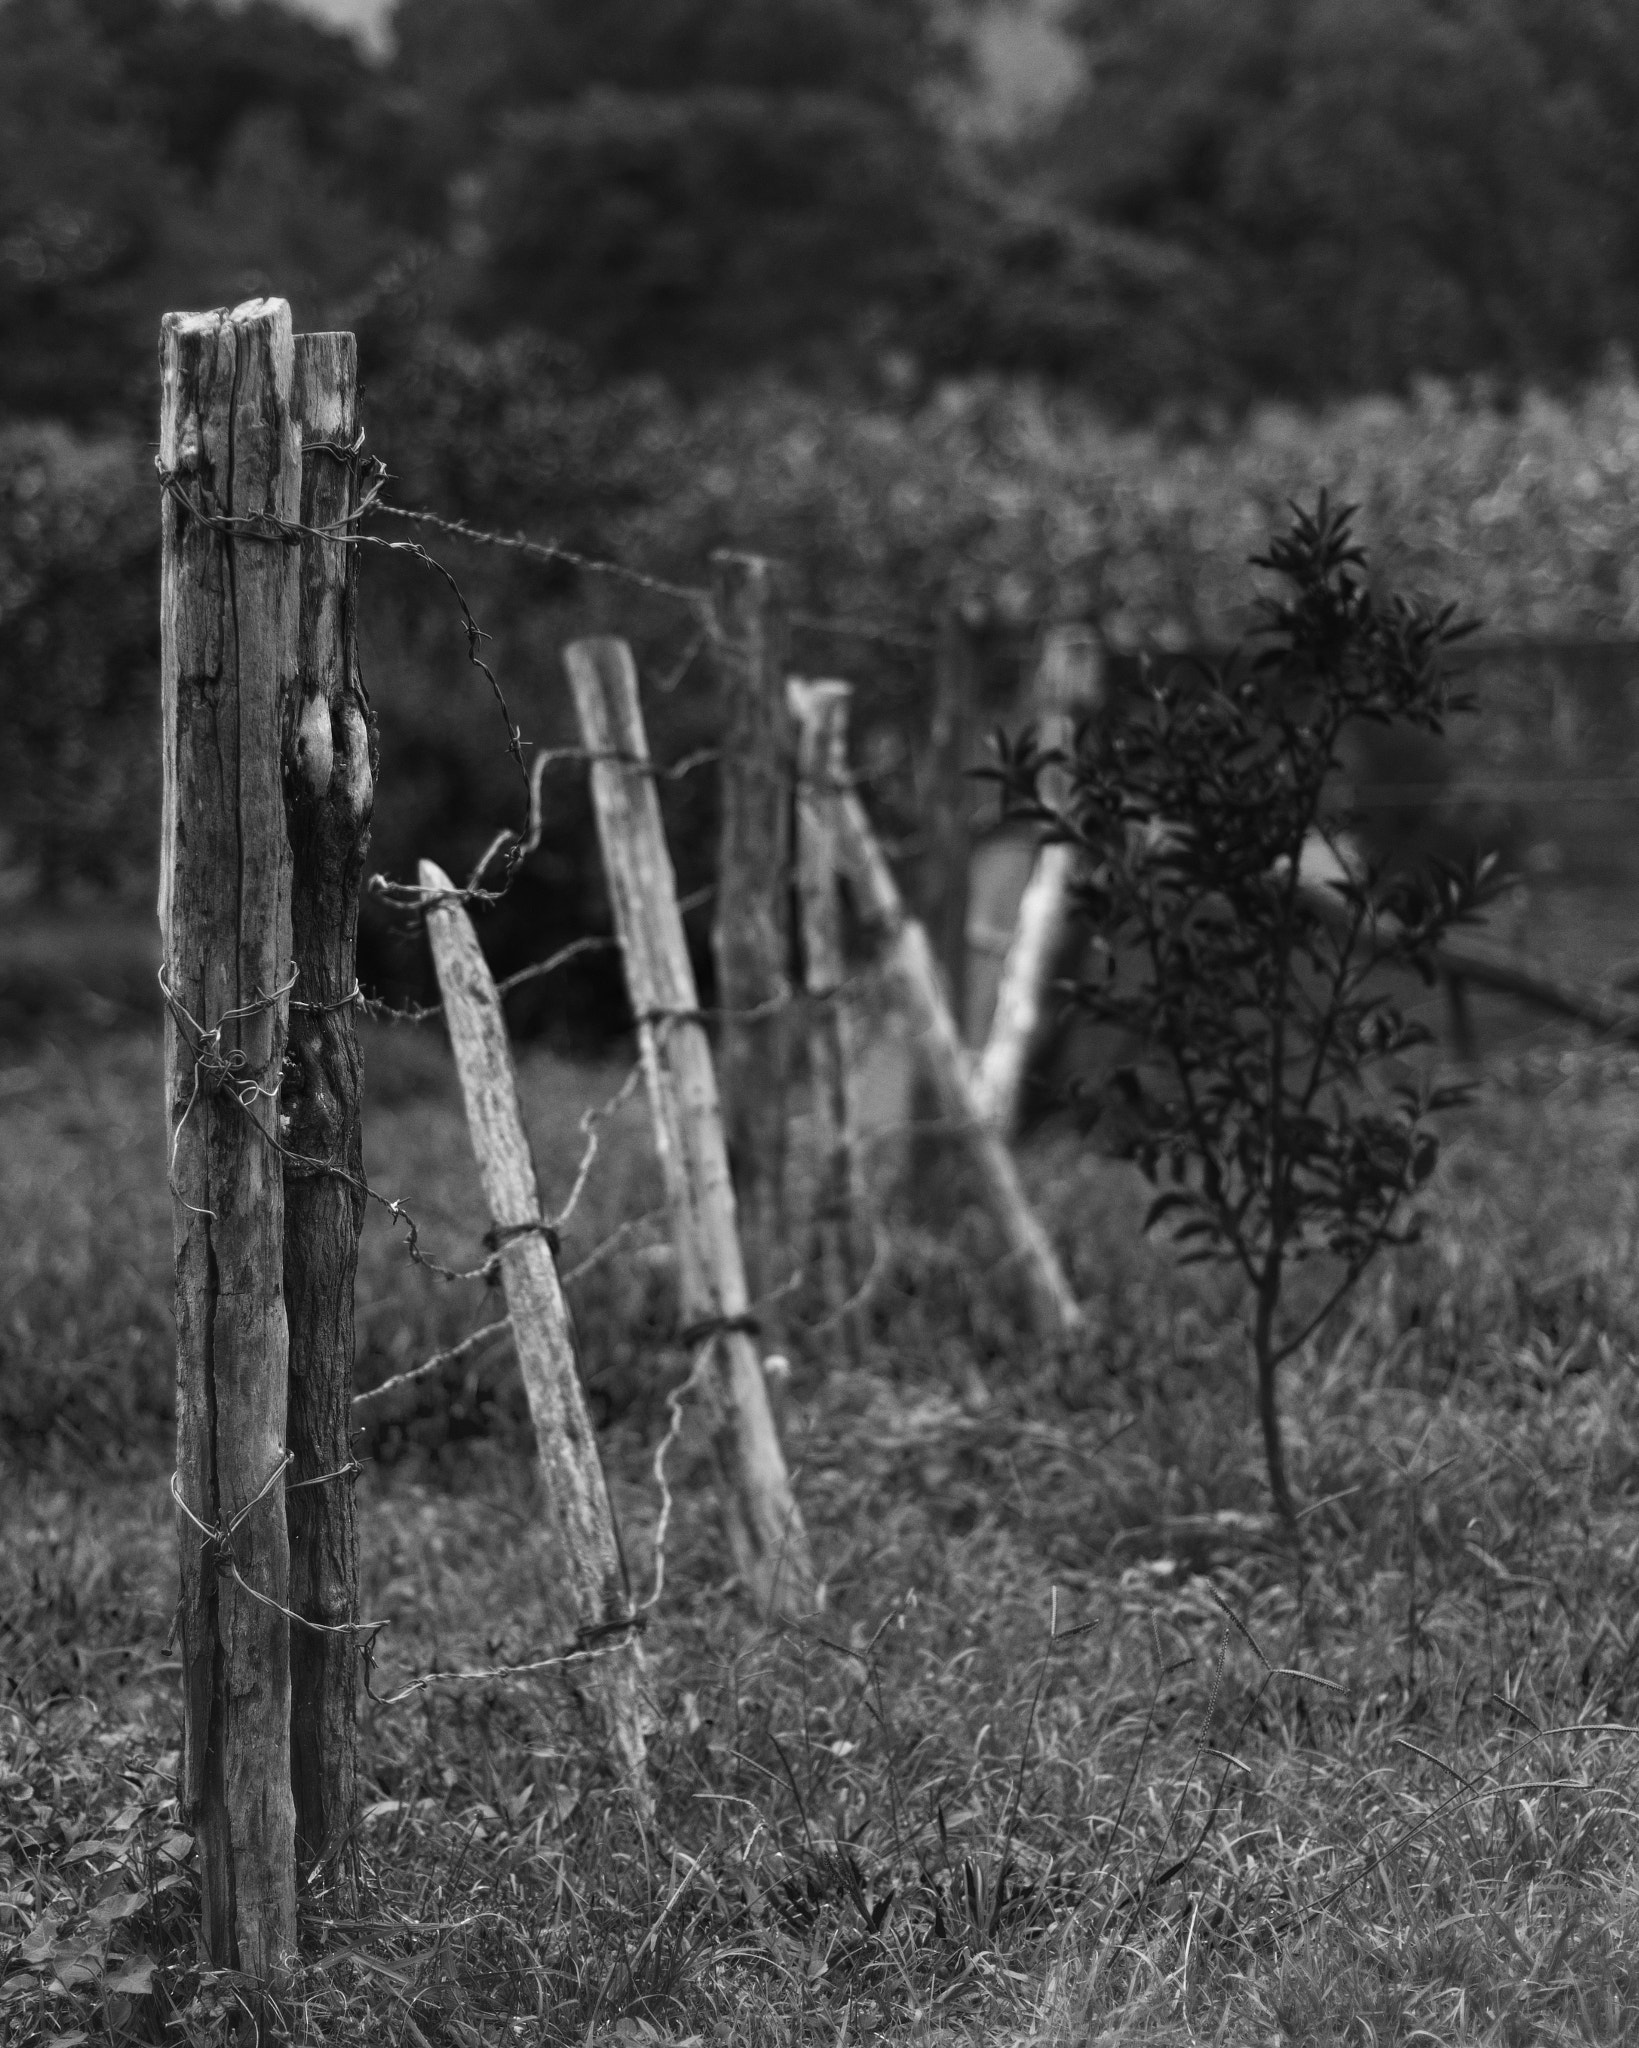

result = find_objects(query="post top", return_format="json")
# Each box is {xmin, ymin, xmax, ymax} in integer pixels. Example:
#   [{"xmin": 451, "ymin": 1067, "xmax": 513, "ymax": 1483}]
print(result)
[{"xmin": 162, "ymin": 297, "xmax": 293, "ymax": 338}]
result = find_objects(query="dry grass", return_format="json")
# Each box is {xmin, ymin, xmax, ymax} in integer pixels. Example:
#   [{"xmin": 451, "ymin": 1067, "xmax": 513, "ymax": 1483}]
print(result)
[{"xmin": 6, "ymin": 1019, "xmax": 1639, "ymax": 2044}]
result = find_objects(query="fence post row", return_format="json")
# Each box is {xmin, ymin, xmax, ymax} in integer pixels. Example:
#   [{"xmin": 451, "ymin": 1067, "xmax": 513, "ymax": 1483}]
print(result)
[
  {"xmin": 283, "ymin": 331, "xmax": 372, "ymax": 1895},
  {"xmin": 834, "ymin": 780, "xmax": 1084, "ymax": 1345},
  {"xmin": 160, "ymin": 297, "xmax": 301, "ymax": 1982},
  {"xmin": 566, "ymin": 637, "xmax": 820, "ymax": 1620},
  {"xmin": 790, "ymin": 679, "xmax": 867, "ymax": 1354},
  {"xmin": 419, "ymin": 861, "xmax": 653, "ymax": 1807},
  {"xmin": 710, "ymin": 553, "xmax": 794, "ymax": 1325}
]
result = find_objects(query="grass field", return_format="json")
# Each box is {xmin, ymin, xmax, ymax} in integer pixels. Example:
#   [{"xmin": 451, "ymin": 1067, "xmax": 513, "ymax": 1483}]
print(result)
[{"xmin": 6, "ymin": 1008, "xmax": 1639, "ymax": 2045}]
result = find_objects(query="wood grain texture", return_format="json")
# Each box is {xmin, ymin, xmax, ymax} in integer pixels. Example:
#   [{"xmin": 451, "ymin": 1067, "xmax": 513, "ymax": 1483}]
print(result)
[
  {"xmin": 420, "ymin": 860, "xmax": 653, "ymax": 1802},
  {"xmin": 710, "ymin": 553, "xmax": 794, "ymax": 1318},
  {"xmin": 566, "ymin": 637, "xmax": 818, "ymax": 1620},
  {"xmin": 160, "ymin": 296, "xmax": 299, "ymax": 1982},
  {"xmin": 790, "ymin": 680, "xmax": 865, "ymax": 1349},
  {"xmin": 283, "ymin": 332, "xmax": 371, "ymax": 1893},
  {"xmin": 836, "ymin": 786, "xmax": 1084, "ymax": 1345}
]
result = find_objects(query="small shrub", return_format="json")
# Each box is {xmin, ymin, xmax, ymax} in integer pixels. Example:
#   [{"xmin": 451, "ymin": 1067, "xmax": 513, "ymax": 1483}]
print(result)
[{"xmin": 997, "ymin": 496, "xmax": 1498, "ymax": 1525}]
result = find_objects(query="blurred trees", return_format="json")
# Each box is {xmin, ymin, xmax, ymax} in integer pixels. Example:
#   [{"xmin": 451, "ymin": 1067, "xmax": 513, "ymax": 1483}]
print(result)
[
  {"xmin": 1047, "ymin": 0, "xmax": 1639, "ymax": 401},
  {"xmin": 11, "ymin": 0, "xmax": 1639, "ymax": 952},
  {"xmin": 0, "ymin": 0, "xmax": 394, "ymax": 420},
  {"xmin": 12, "ymin": 0, "xmax": 1639, "ymax": 420}
]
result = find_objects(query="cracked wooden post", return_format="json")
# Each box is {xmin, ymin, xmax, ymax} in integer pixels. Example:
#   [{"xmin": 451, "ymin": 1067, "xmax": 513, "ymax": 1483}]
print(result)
[
  {"xmin": 160, "ymin": 297, "xmax": 299, "ymax": 1985},
  {"xmin": 790, "ymin": 680, "xmax": 866, "ymax": 1357},
  {"xmin": 566, "ymin": 637, "xmax": 819, "ymax": 1619},
  {"xmin": 972, "ymin": 626, "xmax": 1103, "ymax": 1138},
  {"xmin": 419, "ymin": 861, "xmax": 652, "ymax": 1806},
  {"xmin": 836, "ymin": 784, "xmax": 1083, "ymax": 1346},
  {"xmin": 282, "ymin": 330, "xmax": 371, "ymax": 1898},
  {"xmin": 710, "ymin": 552, "xmax": 794, "ymax": 1319}
]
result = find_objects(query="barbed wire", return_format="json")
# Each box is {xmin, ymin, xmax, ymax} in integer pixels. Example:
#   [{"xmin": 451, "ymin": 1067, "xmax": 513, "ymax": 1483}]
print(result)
[
  {"xmin": 351, "ymin": 1319, "xmax": 512, "ymax": 1412},
  {"xmin": 168, "ymin": 1450, "xmax": 647, "ymax": 1708},
  {"xmin": 162, "ymin": 964, "xmax": 534, "ymax": 1286},
  {"xmin": 361, "ymin": 935, "xmax": 622, "ymax": 1028},
  {"xmin": 150, "ymin": 443, "xmax": 1062, "ymax": 1712},
  {"xmin": 369, "ymin": 500, "xmax": 710, "ymax": 612},
  {"xmin": 160, "ymin": 455, "xmax": 534, "ymax": 894},
  {"xmin": 551, "ymin": 1061, "xmax": 645, "ymax": 1235},
  {"xmin": 367, "ymin": 498, "xmax": 938, "ymax": 656},
  {"xmin": 372, "ymin": 733, "xmax": 725, "ymax": 912},
  {"xmin": 808, "ymin": 1220, "xmax": 895, "ymax": 1337},
  {"xmin": 789, "ymin": 607, "xmax": 936, "ymax": 655},
  {"xmin": 560, "ymin": 1205, "xmax": 670, "ymax": 1286}
]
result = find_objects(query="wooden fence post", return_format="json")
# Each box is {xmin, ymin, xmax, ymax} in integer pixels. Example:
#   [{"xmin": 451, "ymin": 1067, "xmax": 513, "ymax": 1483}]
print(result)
[
  {"xmin": 159, "ymin": 298, "xmax": 300, "ymax": 1983},
  {"xmin": 971, "ymin": 845, "xmax": 1076, "ymax": 1138},
  {"xmin": 790, "ymin": 680, "xmax": 866, "ymax": 1351},
  {"xmin": 836, "ymin": 785, "xmax": 1083, "ymax": 1345},
  {"xmin": 923, "ymin": 599, "xmax": 979, "ymax": 1027},
  {"xmin": 710, "ymin": 552, "xmax": 794, "ymax": 1316},
  {"xmin": 566, "ymin": 637, "xmax": 819, "ymax": 1620},
  {"xmin": 419, "ymin": 861, "xmax": 652, "ymax": 1805},
  {"xmin": 972, "ymin": 626, "xmax": 1103, "ymax": 1138},
  {"xmin": 283, "ymin": 330, "xmax": 372, "ymax": 1895}
]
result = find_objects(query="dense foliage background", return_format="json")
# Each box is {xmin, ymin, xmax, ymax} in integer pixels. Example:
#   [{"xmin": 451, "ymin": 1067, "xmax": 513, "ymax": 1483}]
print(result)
[{"xmin": 6, "ymin": 0, "xmax": 1639, "ymax": 1023}]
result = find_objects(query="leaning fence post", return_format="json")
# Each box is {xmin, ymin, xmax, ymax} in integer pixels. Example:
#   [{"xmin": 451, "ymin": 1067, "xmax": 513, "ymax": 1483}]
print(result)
[
  {"xmin": 790, "ymin": 680, "xmax": 866, "ymax": 1353},
  {"xmin": 970, "ymin": 843, "xmax": 1075, "ymax": 1138},
  {"xmin": 710, "ymin": 552, "xmax": 794, "ymax": 1317},
  {"xmin": 836, "ymin": 784, "xmax": 1083, "ymax": 1346},
  {"xmin": 283, "ymin": 330, "xmax": 372, "ymax": 1896},
  {"xmin": 419, "ymin": 861, "xmax": 652, "ymax": 1805},
  {"xmin": 972, "ymin": 626, "xmax": 1103, "ymax": 1138},
  {"xmin": 566, "ymin": 636, "xmax": 819, "ymax": 1620},
  {"xmin": 159, "ymin": 297, "xmax": 300, "ymax": 1983}
]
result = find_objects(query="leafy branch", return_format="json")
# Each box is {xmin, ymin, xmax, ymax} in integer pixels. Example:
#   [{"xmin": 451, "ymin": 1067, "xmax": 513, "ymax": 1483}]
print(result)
[{"xmin": 988, "ymin": 495, "xmax": 1499, "ymax": 1528}]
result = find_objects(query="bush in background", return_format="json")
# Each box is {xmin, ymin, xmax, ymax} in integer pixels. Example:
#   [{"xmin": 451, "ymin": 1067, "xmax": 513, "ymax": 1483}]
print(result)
[{"xmin": 8, "ymin": 346, "xmax": 1639, "ymax": 1030}]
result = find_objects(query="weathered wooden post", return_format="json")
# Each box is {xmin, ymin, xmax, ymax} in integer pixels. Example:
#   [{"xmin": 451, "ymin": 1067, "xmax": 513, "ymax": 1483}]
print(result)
[
  {"xmin": 710, "ymin": 552, "xmax": 794, "ymax": 1315},
  {"xmin": 160, "ymin": 298, "xmax": 300, "ymax": 1982},
  {"xmin": 566, "ymin": 637, "xmax": 819, "ymax": 1619},
  {"xmin": 790, "ymin": 680, "xmax": 866, "ymax": 1352},
  {"xmin": 419, "ymin": 861, "xmax": 652, "ymax": 1804},
  {"xmin": 836, "ymin": 785, "xmax": 1083, "ymax": 1345},
  {"xmin": 282, "ymin": 331, "xmax": 371, "ymax": 1895},
  {"xmin": 971, "ymin": 844, "xmax": 1076, "ymax": 1136},
  {"xmin": 923, "ymin": 598, "xmax": 979, "ymax": 1027},
  {"xmin": 972, "ymin": 625, "xmax": 1103, "ymax": 1138}
]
